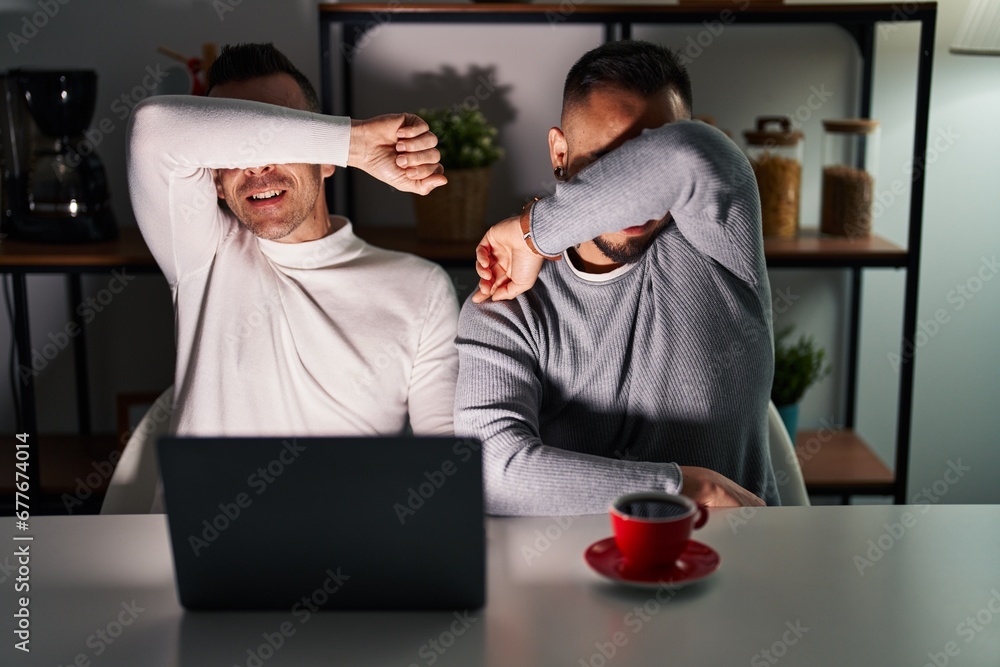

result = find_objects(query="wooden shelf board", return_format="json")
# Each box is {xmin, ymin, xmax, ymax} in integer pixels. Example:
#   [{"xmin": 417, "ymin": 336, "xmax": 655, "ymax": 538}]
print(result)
[
  {"xmin": 764, "ymin": 230, "xmax": 906, "ymax": 265},
  {"xmin": 795, "ymin": 428, "xmax": 894, "ymax": 493},
  {"xmin": 0, "ymin": 226, "xmax": 156, "ymax": 269},
  {"xmin": 354, "ymin": 225, "xmax": 907, "ymax": 267},
  {"xmin": 0, "ymin": 224, "xmax": 906, "ymax": 269}
]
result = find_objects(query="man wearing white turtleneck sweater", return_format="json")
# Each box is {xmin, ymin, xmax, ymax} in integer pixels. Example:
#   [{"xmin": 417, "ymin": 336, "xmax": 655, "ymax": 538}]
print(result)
[{"xmin": 127, "ymin": 44, "xmax": 458, "ymax": 511}]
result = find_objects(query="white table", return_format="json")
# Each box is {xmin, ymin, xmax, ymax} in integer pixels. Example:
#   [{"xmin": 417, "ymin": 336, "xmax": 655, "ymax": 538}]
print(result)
[{"xmin": 2, "ymin": 506, "xmax": 1000, "ymax": 666}]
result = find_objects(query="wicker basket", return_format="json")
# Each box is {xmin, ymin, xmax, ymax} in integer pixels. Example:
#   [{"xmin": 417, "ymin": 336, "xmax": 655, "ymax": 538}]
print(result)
[{"xmin": 413, "ymin": 167, "xmax": 492, "ymax": 241}]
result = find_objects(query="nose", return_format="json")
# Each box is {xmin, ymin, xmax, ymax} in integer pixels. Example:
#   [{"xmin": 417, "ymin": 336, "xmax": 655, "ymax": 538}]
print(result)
[{"xmin": 243, "ymin": 164, "xmax": 274, "ymax": 176}]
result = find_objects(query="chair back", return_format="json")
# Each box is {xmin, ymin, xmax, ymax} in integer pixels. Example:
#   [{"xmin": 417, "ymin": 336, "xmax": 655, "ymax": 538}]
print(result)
[
  {"xmin": 767, "ymin": 401, "xmax": 810, "ymax": 506},
  {"xmin": 101, "ymin": 386, "xmax": 173, "ymax": 514}
]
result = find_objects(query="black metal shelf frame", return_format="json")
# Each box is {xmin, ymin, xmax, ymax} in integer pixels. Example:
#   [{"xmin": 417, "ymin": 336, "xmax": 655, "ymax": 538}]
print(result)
[
  {"xmin": 5, "ymin": 263, "xmax": 161, "ymax": 499},
  {"xmin": 320, "ymin": 3, "xmax": 936, "ymax": 504}
]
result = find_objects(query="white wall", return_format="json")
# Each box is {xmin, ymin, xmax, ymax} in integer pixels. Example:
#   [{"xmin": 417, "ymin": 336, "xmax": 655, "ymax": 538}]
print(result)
[
  {"xmin": 0, "ymin": 0, "xmax": 996, "ymax": 503},
  {"xmin": 873, "ymin": 1, "xmax": 1000, "ymax": 504}
]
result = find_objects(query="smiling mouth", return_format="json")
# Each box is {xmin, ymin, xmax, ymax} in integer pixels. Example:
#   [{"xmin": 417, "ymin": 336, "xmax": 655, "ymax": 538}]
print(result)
[{"xmin": 248, "ymin": 189, "xmax": 285, "ymax": 201}]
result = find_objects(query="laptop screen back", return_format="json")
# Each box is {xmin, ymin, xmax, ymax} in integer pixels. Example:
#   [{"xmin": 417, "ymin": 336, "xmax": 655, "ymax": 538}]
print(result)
[{"xmin": 157, "ymin": 436, "xmax": 485, "ymax": 611}]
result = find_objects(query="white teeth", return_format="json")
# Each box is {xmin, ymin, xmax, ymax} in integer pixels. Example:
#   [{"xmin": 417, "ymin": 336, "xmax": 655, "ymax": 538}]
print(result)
[{"xmin": 251, "ymin": 190, "xmax": 281, "ymax": 200}]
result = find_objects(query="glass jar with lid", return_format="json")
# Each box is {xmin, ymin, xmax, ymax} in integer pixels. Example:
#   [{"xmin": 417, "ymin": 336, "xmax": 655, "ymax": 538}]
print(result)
[
  {"xmin": 820, "ymin": 118, "xmax": 880, "ymax": 238},
  {"xmin": 743, "ymin": 116, "xmax": 804, "ymax": 238}
]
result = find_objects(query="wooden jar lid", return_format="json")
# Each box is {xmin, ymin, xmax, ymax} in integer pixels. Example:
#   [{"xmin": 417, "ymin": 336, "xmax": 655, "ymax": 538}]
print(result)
[
  {"xmin": 823, "ymin": 118, "xmax": 880, "ymax": 134},
  {"xmin": 743, "ymin": 116, "xmax": 804, "ymax": 146}
]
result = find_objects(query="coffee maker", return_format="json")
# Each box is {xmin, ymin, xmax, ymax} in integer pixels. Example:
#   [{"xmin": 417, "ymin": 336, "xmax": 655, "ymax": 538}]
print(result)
[{"xmin": 0, "ymin": 70, "xmax": 117, "ymax": 242}]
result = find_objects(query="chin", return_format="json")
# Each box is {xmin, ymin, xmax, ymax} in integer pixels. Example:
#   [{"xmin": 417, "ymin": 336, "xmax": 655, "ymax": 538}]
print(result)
[
  {"xmin": 595, "ymin": 224, "xmax": 666, "ymax": 264},
  {"xmin": 239, "ymin": 217, "xmax": 300, "ymax": 241}
]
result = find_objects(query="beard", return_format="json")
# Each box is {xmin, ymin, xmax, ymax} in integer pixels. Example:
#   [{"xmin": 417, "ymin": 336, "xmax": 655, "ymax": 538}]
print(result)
[
  {"xmin": 227, "ymin": 167, "xmax": 322, "ymax": 240},
  {"xmin": 237, "ymin": 211, "xmax": 303, "ymax": 241},
  {"xmin": 592, "ymin": 219, "xmax": 668, "ymax": 264}
]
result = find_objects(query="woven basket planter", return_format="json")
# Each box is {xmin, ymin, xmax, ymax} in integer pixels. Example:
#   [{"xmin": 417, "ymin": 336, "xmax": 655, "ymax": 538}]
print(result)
[{"xmin": 413, "ymin": 167, "xmax": 492, "ymax": 241}]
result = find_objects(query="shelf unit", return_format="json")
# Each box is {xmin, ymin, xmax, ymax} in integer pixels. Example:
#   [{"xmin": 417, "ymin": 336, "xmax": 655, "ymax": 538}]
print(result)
[
  {"xmin": 1, "ymin": 227, "xmax": 161, "ymax": 512},
  {"xmin": 321, "ymin": 2, "xmax": 937, "ymax": 503}
]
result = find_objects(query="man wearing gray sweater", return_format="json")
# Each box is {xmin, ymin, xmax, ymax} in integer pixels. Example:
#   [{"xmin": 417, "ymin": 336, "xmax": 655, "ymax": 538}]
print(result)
[{"xmin": 455, "ymin": 41, "xmax": 777, "ymax": 515}]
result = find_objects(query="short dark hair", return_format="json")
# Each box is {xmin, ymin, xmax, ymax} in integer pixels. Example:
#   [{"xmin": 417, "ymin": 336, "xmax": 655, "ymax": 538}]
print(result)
[
  {"xmin": 562, "ymin": 40, "xmax": 692, "ymax": 119},
  {"xmin": 207, "ymin": 42, "xmax": 320, "ymax": 112}
]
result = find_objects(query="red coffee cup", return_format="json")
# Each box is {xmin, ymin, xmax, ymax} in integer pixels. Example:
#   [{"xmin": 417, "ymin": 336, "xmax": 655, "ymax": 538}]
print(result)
[{"xmin": 610, "ymin": 492, "xmax": 709, "ymax": 572}]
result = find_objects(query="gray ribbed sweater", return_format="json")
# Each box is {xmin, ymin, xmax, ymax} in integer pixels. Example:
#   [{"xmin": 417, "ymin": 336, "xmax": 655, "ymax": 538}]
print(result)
[{"xmin": 455, "ymin": 120, "xmax": 778, "ymax": 516}]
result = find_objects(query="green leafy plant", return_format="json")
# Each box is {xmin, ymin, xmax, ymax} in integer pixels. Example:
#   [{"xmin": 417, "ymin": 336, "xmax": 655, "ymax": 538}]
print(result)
[
  {"xmin": 771, "ymin": 326, "xmax": 832, "ymax": 406},
  {"xmin": 418, "ymin": 107, "xmax": 504, "ymax": 169}
]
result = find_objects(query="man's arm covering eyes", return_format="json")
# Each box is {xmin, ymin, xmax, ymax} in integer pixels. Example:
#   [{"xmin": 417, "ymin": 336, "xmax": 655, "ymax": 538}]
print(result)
[
  {"xmin": 127, "ymin": 95, "xmax": 351, "ymax": 285},
  {"xmin": 531, "ymin": 120, "xmax": 762, "ymax": 285}
]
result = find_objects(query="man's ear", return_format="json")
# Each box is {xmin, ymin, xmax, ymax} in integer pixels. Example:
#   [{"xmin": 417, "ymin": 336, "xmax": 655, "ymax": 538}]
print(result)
[
  {"xmin": 212, "ymin": 169, "xmax": 226, "ymax": 200},
  {"xmin": 548, "ymin": 127, "xmax": 567, "ymax": 174},
  {"xmin": 321, "ymin": 164, "xmax": 335, "ymax": 179}
]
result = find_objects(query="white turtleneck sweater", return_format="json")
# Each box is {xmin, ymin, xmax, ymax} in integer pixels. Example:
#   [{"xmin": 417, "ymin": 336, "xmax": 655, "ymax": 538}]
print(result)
[{"xmin": 126, "ymin": 96, "xmax": 458, "ymax": 510}]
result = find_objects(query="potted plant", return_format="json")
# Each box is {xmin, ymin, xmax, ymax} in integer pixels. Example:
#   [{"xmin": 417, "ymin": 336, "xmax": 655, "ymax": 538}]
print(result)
[
  {"xmin": 771, "ymin": 326, "xmax": 832, "ymax": 440},
  {"xmin": 413, "ymin": 107, "xmax": 504, "ymax": 241}
]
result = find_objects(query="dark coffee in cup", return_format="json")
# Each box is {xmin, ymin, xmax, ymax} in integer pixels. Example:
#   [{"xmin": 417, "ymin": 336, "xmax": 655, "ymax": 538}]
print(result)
[
  {"xmin": 610, "ymin": 492, "xmax": 709, "ymax": 571},
  {"xmin": 615, "ymin": 499, "xmax": 689, "ymax": 520}
]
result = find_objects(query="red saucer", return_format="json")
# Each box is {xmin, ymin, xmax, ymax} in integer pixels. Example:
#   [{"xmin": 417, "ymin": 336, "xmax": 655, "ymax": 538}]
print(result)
[{"xmin": 584, "ymin": 537, "xmax": 721, "ymax": 589}]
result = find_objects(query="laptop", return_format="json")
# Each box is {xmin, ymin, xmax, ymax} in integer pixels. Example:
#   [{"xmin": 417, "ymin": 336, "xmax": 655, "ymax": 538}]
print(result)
[{"xmin": 157, "ymin": 436, "xmax": 485, "ymax": 611}]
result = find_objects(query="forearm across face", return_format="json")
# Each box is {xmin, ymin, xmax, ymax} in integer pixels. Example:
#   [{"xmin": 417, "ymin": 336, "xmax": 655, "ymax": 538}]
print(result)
[
  {"xmin": 129, "ymin": 95, "xmax": 350, "ymax": 172},
  {"xmin": 126, "ymin": 96, "xmax": 351, "ymax": 282},
  {"xmin": 529, "ymin": 120, "xmax": 762, "ymax": 284}
]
